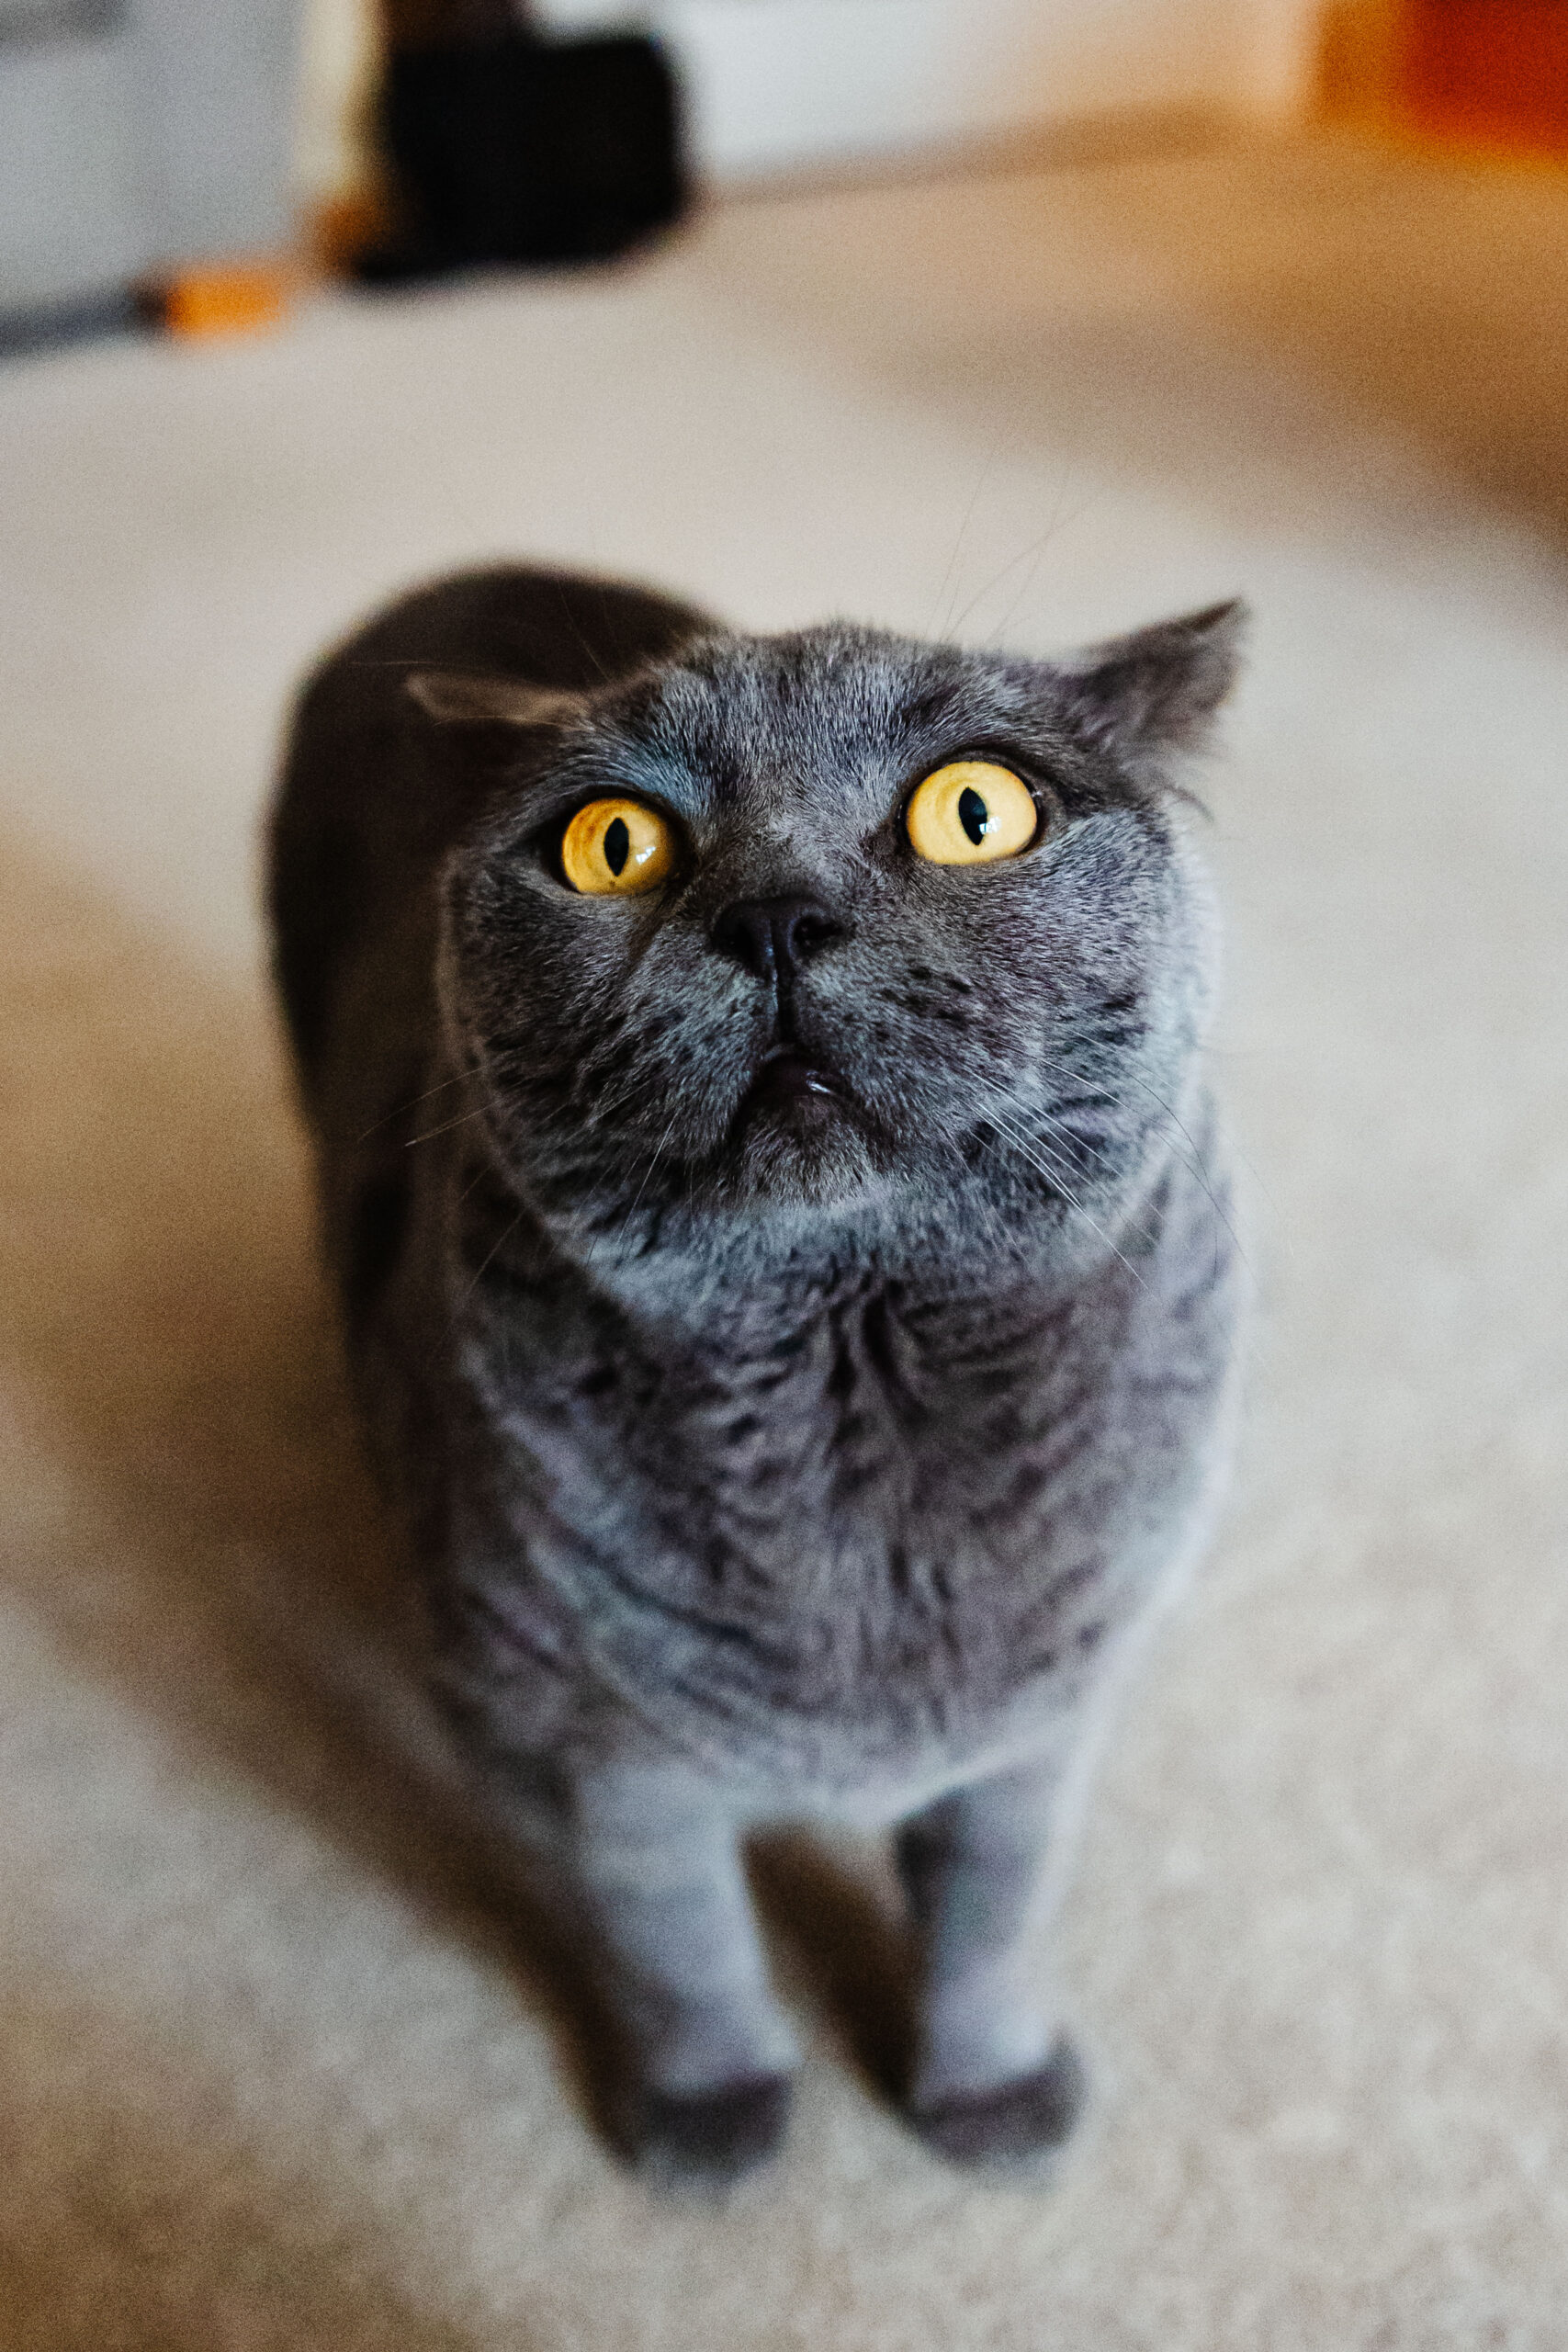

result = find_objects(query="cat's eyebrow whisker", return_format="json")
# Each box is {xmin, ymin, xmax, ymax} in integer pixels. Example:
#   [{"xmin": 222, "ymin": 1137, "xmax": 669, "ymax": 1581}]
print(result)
[
  {"xmin": 553, "ymin": 579, "xmax": 614, "ymax": 685},
  {"xmin": 986, "ymin": 469, "xmax": 1125, "ymax": 649},
  {"xmin": 987, "ymin": 487, "xmax": 1111, "ymax": 648},
  {"xmin": 345, "ymin": 653, "xmax": 456, "ymax": 669},
  {"xmin": 928, "ymin": 435, "xmax": 1007, "ymax": 642},
  {"xmin": 951, "ymin": 468, "xmax": 1080, "ymax": 642}
]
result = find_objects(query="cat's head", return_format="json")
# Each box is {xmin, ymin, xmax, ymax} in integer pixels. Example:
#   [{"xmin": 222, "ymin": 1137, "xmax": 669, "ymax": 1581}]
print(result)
[{"xmin": 416, "ymin": 603, "xmax": 1243, "ymax": 1297}]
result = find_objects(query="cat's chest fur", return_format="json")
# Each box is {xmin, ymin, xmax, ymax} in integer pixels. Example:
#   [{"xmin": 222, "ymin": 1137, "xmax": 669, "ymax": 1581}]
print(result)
[{"xmin": 445, "ymin": 1151, "xmax": 1236, "ymax": 1800}]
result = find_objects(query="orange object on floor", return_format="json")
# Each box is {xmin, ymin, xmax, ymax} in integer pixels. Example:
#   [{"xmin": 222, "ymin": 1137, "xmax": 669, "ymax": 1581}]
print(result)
[{"xmin": 159, "ymin": 264, "xmax": 291, "ymax": 340}]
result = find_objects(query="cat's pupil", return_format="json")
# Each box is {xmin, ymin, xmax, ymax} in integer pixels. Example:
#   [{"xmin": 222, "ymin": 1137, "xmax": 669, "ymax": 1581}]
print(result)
[
  {"xmin": 604, "ymin": 817, "xmax": 630, "ymax": 876},
  {"xmin": 958, "ymin": 786, "xmax": 990, "ymax": 845}
]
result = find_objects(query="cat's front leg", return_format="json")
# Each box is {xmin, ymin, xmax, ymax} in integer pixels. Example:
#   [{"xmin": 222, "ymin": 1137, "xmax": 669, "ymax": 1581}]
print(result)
[
  {"xmin": 564, "ymin": 1759, "xmax": 800, "ymax": 2192},
  {"xmin": 895, "ymin": 1758, "xmax": 1086, "ymax": 2173}
]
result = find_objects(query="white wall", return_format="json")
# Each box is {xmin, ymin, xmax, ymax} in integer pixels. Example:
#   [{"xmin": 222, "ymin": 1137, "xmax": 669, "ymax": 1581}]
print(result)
[
  {"xmin": 295, "ymin": 0, "xmax": 376, "ymax": 205},
  {"xmin": 297, "ymin": 0, "xmax": 1318, "ymax": 203},
  {"xmin": 538, "ymin": 0, "xmax": 1320, "ymax": 177}
]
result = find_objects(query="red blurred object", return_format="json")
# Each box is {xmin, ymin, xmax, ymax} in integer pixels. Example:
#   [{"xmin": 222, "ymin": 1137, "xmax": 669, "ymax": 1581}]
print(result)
[{"xmin": 1404, "ymin": 0, "xmax": 1568, "ymax": 151}]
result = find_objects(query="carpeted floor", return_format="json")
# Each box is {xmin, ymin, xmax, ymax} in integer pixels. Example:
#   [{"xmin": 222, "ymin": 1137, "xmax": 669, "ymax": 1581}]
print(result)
[{"xmin": 2, "ymin": 130, "xmax": 1565, "ymax": 2350}]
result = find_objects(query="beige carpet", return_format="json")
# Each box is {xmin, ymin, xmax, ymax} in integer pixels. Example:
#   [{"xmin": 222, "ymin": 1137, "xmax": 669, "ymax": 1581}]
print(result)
[{"xmin": 2, "ymin": 131, "xmax": 1565, "ymax": 2349}]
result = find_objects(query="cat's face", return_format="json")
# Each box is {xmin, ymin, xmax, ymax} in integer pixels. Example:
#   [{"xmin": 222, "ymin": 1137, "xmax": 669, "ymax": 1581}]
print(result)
[{"xmin": 433, "ymin": 607, "xmax": 1241, "ymax": 1293}]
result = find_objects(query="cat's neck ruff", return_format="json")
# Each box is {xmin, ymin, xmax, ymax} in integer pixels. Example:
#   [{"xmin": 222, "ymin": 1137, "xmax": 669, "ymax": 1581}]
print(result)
[{"xmin": 473, "ymin": 1125, "xmax": 1188, "ymax": 1360}]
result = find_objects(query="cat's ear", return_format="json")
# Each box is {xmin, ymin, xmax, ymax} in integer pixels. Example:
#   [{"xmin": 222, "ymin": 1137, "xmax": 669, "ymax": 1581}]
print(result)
[
  {"xmin": 405, "ymin": 672, "xmax": 587, "ymax": 730},
  {"xmin": 1059, "ymin": 599, "xmax": 1247, "ymax": 765}
]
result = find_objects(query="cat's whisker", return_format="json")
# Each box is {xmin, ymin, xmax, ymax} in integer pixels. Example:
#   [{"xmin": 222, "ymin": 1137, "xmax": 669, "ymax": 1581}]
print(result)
[
  {"xmin": 1000, "ymin": 1098, "xmax": 1163, "ymax": 1245},
  {"xmin": 1026, "ymin": 1100, "xmax": 1114, "ymax": 1173},
  {"xmin": 1012, "ymin": 1071, "xmax": 1218, "ymax": 1256},
  {"xmin": 578, "ymin": 1104, "xmax": 683, "ymax": 1269},
  {"xmin": 404, "ymin": 1100, "xmax": 497, "ymax": 1149},
  {"xmin": 988, "ymin": 1112, "xmax": 1099, "ymax": 1208},
  {"xmin": 453, "ymin": 1158, "xmax": 494, "ymax": 1209},
  {"xmin": 355, "ymin": 1066, "xmax": 472, "ymax": 1144},
  {"xmin": 534, "ymin": 1082, "xmax": 667, "ymax": 1166},
  {"xmin": 936, "ymin": 1125, "xmax": 1037, "ymax": 1272},
  {"xmin": 980, "ymin": 1107, "xmax": 1145, "ymax": 1286},
  {"xmin": 1117, "ymin": 1069, "xmax": 1248, "ymax": 1272},
  {"xmin": 581, "ymin": 1063, "xmax": 669, "ymax": 1128},
  {"xmin": 356, "ymin": 1043, "xmax": 534, "ymax": 1147},
  {"xmin": 1019, "ymin": 1103, "xmax": 1166, "ymax": 1254},
  {"xmin": 441, "ymin": 1202, "xmax": 526, "ymax": 1344},
  {"xmin": 626, "ymin": 1108, "xmax": 682, "ymax": 1221}
]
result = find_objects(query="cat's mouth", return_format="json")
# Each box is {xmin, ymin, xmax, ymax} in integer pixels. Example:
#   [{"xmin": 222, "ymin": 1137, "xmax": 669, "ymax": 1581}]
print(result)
[{"xmin": 738, "ymin": 1046, "xmax": 851, "ymax": 1125}]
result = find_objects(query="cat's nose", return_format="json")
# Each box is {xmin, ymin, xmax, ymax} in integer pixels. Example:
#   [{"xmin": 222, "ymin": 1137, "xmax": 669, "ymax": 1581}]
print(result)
[{"xmin": 710, "ymin": 895, "xmax": 844, "ymax": 986}]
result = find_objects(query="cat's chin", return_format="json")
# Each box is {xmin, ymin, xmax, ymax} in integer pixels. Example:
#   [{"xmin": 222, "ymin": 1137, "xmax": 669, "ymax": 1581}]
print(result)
[
  {"xmin": 727, "ymin": 1090, "xmax": 883, "ymax": 1210},
  {"xmin": 715, "ymin": 1048, "xmax": 884, "ymax": 1208}
]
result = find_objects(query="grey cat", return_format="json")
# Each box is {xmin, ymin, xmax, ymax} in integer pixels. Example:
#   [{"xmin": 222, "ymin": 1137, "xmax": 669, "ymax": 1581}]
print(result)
[{"xmin": 268, "ymin": 565, "xmax": 1246, "ymax": 2192}]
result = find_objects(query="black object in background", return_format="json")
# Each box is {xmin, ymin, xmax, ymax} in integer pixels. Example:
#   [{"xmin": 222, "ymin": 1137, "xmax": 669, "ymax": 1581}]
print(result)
[{"xmin": 361, "ymin": 26, "xmax": 688, "ymax": 278}]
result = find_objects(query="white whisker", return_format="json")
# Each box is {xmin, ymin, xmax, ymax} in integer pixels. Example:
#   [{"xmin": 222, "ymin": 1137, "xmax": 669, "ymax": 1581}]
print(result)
[
  {"xmin": 404, "ymin": 1100, "xmax": 495, "ymax": 1149},
  {"xmin": 981, "ymin": 1106, "xmax": 1145, "ymax": 1287}
]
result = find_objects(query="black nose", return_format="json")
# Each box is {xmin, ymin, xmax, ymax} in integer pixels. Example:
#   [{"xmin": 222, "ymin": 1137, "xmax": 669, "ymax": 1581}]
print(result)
[{"xmin": 710, "ymin": 895, "xmax": 843, "ymax": 986}]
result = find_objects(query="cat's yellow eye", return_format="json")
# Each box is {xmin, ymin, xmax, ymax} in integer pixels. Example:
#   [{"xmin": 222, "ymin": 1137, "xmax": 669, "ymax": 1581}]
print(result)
[
  {"xmin": 560, "ymin": 797, "xmax": 676, "ymax": 896},
  {"xmin": 906, "ymin": 761, "xmax": 1038, "ymax": 866}
]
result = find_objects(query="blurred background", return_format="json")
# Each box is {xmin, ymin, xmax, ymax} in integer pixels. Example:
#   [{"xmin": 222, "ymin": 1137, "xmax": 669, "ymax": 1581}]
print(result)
[
  {"xmin": 2, "ymin": 8, "xmax": 1565, "ymax": 2351},
  {"xmin": 7, "ymin": 0, "xmax": 1567, "ymax": 332}
]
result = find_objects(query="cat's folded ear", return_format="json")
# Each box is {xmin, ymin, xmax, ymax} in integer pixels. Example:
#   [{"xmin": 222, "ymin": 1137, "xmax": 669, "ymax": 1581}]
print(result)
[
  {"xmin": 405, "ymin": 672, "xmax": 588, "ymax": 731},
  {"xmin": 1058, "ymin": 599, "xmax": 1247, "ymax": 767}
]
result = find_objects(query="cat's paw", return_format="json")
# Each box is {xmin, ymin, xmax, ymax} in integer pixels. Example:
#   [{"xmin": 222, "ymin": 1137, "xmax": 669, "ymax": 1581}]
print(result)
[
  {"xmin": 904, "ymin": 2038, "xmax": 1087, "ymax": 2177},
  {"xmin": 616, "ymin": 2072, "xmax": 795, "ymax": 2196}
]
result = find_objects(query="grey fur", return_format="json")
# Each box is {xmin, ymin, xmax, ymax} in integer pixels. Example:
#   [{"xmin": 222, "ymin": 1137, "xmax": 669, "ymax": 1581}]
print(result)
[{"xmin": 268, "ymin": 565, "xmax": 1247, "ymax": 2188}]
